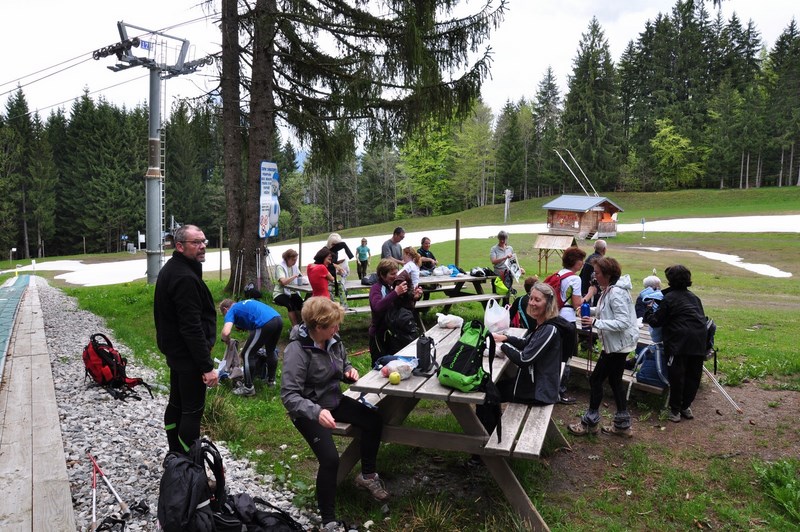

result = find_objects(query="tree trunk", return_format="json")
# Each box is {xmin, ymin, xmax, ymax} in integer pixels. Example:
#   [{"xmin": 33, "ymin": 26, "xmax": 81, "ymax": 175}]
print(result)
[
  {"xmin": 778, "ymin": 148, "xmax": 784, "ymax": 187},
  {"xmin": 789, "ymin": 142, "xmax": 795, "ymax": 188},
  {"xmin": 21, "ymin": 185, "xmax": 30, "ymax": 259},
  {"xmin": 745, "ymin": 151, "xmax": 750, "ymax": 189},
  {"xmin": 221, "ymin": 0, "xmax": 245, "ymax": 294},
  {"xmin": 738, "ymin": 152, "xmax": 744, "ymax": 189}
]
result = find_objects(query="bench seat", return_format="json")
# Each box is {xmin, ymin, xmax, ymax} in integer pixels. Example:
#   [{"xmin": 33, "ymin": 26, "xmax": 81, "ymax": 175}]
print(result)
[
  {"xmin": 483, "ymin": 402, "xmax": 560, "ymax": 459},
  {"xmin": 569, "ymin": 356, "xmax": 667, "ymax": 396}
]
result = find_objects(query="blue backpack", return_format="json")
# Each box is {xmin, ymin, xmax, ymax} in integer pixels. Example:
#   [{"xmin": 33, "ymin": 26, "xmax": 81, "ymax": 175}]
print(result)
[{"xmin": 633, "ymin": 343, "xmax": 669, "ymax": 388}]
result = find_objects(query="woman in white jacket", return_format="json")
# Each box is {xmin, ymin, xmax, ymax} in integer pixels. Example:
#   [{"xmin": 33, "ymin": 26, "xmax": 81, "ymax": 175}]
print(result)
[{"xmin": 568, "ymin": 257, "xmax": 639, "ymax": 438}]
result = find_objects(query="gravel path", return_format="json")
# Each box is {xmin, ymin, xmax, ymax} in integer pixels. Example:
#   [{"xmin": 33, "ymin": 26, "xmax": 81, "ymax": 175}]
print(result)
[{"xmin": 37, "ymin": 278, "xmax": 317, "ymax": 531}]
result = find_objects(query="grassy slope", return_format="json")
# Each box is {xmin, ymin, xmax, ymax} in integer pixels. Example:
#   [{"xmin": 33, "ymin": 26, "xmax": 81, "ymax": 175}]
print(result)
[{"xmin": 48, "ymin": 187, "xmax": 800, "ymax": 530}]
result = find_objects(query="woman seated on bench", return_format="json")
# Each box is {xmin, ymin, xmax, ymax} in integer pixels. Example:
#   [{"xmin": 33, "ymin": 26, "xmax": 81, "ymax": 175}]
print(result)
[
  {"xmin": 281, "ymin": 297, "xmax": 389, "ymax": 530},
  {"xmin": 476, "ymin": 282, "xmax": 566, "ymax": 439}
]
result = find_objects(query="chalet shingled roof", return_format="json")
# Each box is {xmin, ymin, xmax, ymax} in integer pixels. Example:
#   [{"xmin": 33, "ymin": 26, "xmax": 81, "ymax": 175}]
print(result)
[{"xmin": 541, "ymin": 195, "xmax": 623, "ymax": 213}]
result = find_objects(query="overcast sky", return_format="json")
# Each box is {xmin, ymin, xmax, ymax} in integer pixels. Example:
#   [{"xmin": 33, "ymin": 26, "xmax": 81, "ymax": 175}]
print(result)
[{"xmin": 2, "ymin": 0, "xmax": 797, "ymax": 123}]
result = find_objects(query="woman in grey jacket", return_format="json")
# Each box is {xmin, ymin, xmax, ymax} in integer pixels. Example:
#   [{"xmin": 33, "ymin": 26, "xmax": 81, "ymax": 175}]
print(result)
[
  {"xmin": 281, "ymin": 297, "xmax": 388, "ymax": 530},
  {"xmin": 568, "ymin": 257, "xmax": 639, "ymax": 438}
]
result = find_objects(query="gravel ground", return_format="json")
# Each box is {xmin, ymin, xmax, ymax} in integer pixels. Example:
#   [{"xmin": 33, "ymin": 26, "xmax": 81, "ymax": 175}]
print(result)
[{"xmin": 37, "ymin": 278, "xmax": 318, "ymax": 531}]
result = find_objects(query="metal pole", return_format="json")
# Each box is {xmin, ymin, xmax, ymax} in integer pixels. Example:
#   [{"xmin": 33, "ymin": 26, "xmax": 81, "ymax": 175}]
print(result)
[
  {"xmin": 145, "ymin": 68, "xmax": 163, "ymax": 284},
  {"xmin": 455, "ymin": 219, "xmax": 461, "ymax": 267}
]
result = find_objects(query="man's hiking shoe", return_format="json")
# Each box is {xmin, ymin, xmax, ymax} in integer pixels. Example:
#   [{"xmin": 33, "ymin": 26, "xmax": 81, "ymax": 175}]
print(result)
[
  {"xmin": 567, "ymin": 422, "xmax": 598, "ymax": 436},
  {"xmin": 680, "ymin": 407, "xmax": 694, "ymax": 419},
  {"xmin": 602, "ymin": 425, "xmax": 633, "ymax": 439},
  {"xmin": 667, "ymin": 411, "xmax": 681, "ymax": 423},
  {"xmin": 354, "ymin": 473, "xmax": 390, "ymax": 501},
  {"xmin": 559, "ymin": 395, "xmax": 577, "ymax": 405},
  {"xmin": 266, "ymin": 379, "xmax": 276, "ymax": 388},
  {"xmin": 233, "ymin": 384, "xmax": 256, "ymax": 397}
]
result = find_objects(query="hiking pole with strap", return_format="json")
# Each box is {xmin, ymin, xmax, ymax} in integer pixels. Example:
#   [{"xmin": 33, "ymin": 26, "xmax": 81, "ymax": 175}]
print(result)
[
  {"xmin": 88, "ymin": 453, "xmax": 131, "ymax": 519},
  {"xmin": 702, "ymin": 365, "xmax": 743, "ymax": 413}
]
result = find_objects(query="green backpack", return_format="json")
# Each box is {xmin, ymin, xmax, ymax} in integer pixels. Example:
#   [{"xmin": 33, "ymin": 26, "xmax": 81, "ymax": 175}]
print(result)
[{"xmin": 438, "ymin": 320, "xmax": 496, "ymax": 393}]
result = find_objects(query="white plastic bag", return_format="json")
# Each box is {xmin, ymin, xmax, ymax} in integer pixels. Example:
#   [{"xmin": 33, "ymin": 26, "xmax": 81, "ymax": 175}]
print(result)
[
  {"xmin": 436, "ymin": 312, "xmax": 464, "ymax": 329},
  {"xmin": 380, "ymin": 359, "xmax": 415, "ymax": 380},
  {"xmin": 484, "ymin": 299, "xmax": 509, "ymax": 333}
]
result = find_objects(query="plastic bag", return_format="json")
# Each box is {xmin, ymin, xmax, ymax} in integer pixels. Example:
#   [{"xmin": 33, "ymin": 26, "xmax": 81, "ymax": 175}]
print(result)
[
  {"xmin": 380, "ymin": 359, "xmax": 415, "ymax": 380},
  {"xmin": 436, "ymin": 313, "xmax": 464, "ymax": 329},
  {"xmin": 484, "ymin": 299, "xmax": 509, "ymax": 333}
]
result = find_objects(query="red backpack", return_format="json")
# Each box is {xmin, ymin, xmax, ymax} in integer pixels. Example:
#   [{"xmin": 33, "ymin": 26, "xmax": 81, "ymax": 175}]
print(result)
[
  {"xmin": 82, "ymin": 333, "xmax": 153, "ymax": 400},
  {"xmin": 543, "ymin": 271, "xmax": 576, "ymax": 309}
]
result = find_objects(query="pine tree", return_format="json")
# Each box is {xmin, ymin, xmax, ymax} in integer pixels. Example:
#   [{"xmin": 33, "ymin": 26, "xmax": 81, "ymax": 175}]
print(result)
[{"xmin": 218, "ymin": 0, "xmax": 507, "ymax": 292}]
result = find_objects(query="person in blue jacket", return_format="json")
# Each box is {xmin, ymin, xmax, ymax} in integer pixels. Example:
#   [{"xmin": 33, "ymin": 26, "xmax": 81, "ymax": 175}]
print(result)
[{"xmin": 220, "ymin": 298, "xmax": 284, "ymax": 396}]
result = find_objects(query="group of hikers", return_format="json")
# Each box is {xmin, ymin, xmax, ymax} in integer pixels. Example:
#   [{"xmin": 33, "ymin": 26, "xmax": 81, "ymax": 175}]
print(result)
[{"xmin": 154, "ymin": 224, "xmax": 710, "ymax": 531}]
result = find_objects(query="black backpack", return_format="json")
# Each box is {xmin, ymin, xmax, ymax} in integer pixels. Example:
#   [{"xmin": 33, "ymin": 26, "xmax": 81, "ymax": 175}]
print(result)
[
  {"xmin": 381, "ymin": 306, "xmax": 419, "ymax": 354},
  {"xmin": 158, "ymin": 438, "xmax": 226, "ymax": 532},
  {"xmin": 82, "ymin": 333, "xmax": 153, "ymax": 401}
]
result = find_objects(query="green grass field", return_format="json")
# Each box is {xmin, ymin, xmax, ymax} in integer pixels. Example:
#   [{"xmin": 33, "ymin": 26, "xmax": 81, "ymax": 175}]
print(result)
[{"xmin": 6, "ymin": 187, "xmax": 799, "ymax": 530}]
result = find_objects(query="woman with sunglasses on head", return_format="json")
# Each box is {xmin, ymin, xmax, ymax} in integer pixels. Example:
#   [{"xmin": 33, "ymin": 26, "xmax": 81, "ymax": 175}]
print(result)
[
  {"xmin": 476, "ymin": 282, "xmax": 571, "ymax": 441},
  {"xmin": 568, "ymin": 257, "xmax": 638, "ymax": 438}
]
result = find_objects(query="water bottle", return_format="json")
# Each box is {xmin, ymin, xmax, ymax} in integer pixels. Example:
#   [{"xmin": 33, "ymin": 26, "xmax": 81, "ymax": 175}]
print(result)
[{"xmin": 581, "ymin": 302, "xmax": 591, "ymax": 331}]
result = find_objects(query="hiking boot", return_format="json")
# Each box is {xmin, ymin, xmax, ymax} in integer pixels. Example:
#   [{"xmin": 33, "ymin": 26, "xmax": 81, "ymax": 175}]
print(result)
[
  {"xmin": 602, "ymin": 425, "xmax": 633, "ymax": 439},
  {"xmin": 559, "ymin": 395, "xmax": 577, "ymax": 405},
  {"xmin": 266, "ymin": 379, "xmax": 276, "ymax": 388},
  {"xmin": 466, "ymin": 455, "xmax": 483, "ymax": 468},
  {"xmin": 233, "ymin": 384, "xmax": 255, "ymax": 397},
  {"xmin": 680, "ymin": 407, "xmax": 694, "ymax": 420},
  {"xmin": 354, "ymin": 473, "xmax": 390, "ymax": 501},
  {"xmin": 667, "ymin": 411, "xmax": 681, "ymax": 423},
  {"xmin": 567, "ymin": 422, "xmax": 599, "ymax": 436}
]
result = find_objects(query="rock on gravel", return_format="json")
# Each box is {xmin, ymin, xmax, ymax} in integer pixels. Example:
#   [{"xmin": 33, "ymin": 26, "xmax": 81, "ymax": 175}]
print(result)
[{"xmin": 36, "ymin": 278, "xmax": 317, "ymax": 531}]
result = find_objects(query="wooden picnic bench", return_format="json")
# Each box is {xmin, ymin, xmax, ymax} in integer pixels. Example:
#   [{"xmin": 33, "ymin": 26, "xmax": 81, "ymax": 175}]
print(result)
[{"xmin": 337, "ymin": 325, "xmax": 566, "ymax": 531}]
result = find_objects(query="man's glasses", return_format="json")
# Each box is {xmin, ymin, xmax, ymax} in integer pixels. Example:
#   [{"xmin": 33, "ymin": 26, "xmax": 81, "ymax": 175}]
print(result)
[{"xmin": 180, "ymin": 239, "xmax": 208, "ymax": 246}]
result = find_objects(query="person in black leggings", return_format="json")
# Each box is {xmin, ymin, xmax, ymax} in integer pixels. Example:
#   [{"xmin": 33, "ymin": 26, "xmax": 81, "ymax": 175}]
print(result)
[
  {"xmin": 220, "ymin": 298, "xmax": 283, "ymax": 395},
  {"xmin": 281, "ymin": 297, "xmax": 389, "ymax": 530}
]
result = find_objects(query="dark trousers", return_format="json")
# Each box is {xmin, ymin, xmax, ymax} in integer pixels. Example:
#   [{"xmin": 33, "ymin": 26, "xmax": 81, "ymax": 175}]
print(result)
[
  {"xmin": 292, "ymin": 396, "xmax": 383, "ymax": 523},
  {"xmin": 357, "ymin": 260, "xmax": 368, "ymax": 279},
  {"xmin": 274, "ymin": 293, "xmax": 303, "ymax": 312},
  {"xmin": 668, "ymin": 355, "xmax": 704, "ymax": 413},
  {"xmin": 241, "ymin": 317, "xmax": 283, "ymax": 387},
  {"xmin": 164, "ymin": 370, "xmax": 206, "ymax": 453},
  {"xmin": 589, "ymin": 351, "xmax": 628, "ymax": 414}
]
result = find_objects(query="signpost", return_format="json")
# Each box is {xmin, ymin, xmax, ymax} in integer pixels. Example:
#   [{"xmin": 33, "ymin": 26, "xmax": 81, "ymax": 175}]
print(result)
[{"xmin": 641, "ymin": 217, "xmax": 646, "ymax": 239}]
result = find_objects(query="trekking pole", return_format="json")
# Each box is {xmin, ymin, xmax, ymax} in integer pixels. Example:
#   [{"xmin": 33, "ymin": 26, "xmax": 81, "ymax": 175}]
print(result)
[
  {"xmin": 90, "ymin": 464, "xmax": 98, "ymax": 532},
  {"xmin": 87, "ymin": 453, "xmax": 131, "ymax": 519},
  {"xmin": 702, "ymin": 365, "xmax": 743, "ymax": 413}
]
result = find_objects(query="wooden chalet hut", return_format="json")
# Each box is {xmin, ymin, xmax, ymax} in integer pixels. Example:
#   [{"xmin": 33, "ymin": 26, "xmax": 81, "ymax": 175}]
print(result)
[{"xmin": 541, "ymin": 195, "xmax": 623, "ymax": 239}]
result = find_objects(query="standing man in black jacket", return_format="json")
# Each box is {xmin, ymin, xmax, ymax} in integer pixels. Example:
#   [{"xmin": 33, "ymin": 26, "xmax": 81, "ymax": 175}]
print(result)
[{"xmin": 154, "ymin": 224, "xmax": 219, "ymax": 454}]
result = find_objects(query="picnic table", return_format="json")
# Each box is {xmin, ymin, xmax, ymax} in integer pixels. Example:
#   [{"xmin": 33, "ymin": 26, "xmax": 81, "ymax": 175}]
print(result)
[
  {"xmin": 285, "ymin": 273, "xmax": 504, "ymax": 315},
  {"xmin": 335, "ymin": 325, "xmax": 568, "ymax": 531}
]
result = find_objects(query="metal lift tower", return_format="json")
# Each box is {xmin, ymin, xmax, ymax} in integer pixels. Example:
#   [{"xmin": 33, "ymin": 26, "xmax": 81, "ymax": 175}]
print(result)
[{"xmin": 94, "ymin": 22, "xmax": 213, "ymax": 283}]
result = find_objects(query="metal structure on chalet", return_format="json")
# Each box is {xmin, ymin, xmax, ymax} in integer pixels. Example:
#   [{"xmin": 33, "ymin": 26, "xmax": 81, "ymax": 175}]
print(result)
[
  {"xmin": 533, "ymin": 149, "xmax": 625, "ymax": 274},
  {"xmin": 93, "ymin": 22, "xmax": 213, "ymax": 283}
]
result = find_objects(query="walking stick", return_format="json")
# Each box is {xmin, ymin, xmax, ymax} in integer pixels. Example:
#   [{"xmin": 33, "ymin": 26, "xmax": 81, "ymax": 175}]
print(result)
[
  {"xmin": 703, "ymin": 365, "xmax": 743, "ymax": 413},
  {"xmin": 90, "ymin": 465, "xmax": 97, "ymax": 532},
  {"xmin": 88, "ymin": 453, "xmax": 131, "ymax": 519}
]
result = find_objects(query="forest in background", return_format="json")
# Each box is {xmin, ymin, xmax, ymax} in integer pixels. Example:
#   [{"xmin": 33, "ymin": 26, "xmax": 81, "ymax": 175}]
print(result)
[{"xmin": 1, "ymin": 0, "xmax": 799, "ymax": 259}]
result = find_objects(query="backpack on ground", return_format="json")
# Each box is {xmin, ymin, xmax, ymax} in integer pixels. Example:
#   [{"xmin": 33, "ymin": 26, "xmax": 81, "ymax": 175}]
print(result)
[
  {"xmin": 633, "ymin": 343, "xmax": 669, "ymax": 388},
  {"xmin": 705, "ymin": 316, "xmax": 718, "ymax": 373},
  {"xmin": 158, "ymin": 438, "xmax": 227, "ymax": 532},
  {"xmin": 381, "ymin": 306, "xmax": 419, "ymax": 354},
  {"xmin": 543, "ymin": 271, "xmax": 575, "ymax": 309},
  {"xmin": 82, "ymin": 333, "xmax": 153, "ymax": 401},
  {"xmin": 226, "ymin": 493, "xmax": 305, "ymax": 532}
]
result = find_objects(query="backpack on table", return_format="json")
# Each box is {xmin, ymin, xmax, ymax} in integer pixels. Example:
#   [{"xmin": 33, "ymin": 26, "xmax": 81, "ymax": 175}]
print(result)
[
  {"xmin": 82, "ymin": 333, "xmax": 153, "ymax": 401},
  {"xmin": 381, "ymin": 306, "xmax": 419, "ymax": 354},
  {"xmin": 543, "ymin": 271, "xmax": 575, "ymax": 310},
  {"xmin": 438, "ymin": 320, "xmax": 502, "ymax": 439}
]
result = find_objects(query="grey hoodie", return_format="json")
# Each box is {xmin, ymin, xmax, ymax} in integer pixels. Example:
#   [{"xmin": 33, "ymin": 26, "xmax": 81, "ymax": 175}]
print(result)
[
  {"xmin": 281, "ymin": 324, "xmax": 353, "ymax": 422},
  {"xmin": 592, "ymin": 274, "xmax": 639, "ymax": 354}
]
